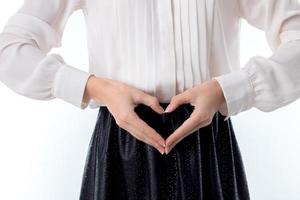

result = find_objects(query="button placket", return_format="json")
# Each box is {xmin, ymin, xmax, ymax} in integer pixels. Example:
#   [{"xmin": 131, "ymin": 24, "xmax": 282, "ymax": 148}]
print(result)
[{"xmin": 156, "ymin": 0, "xmax": 176, "ymax": 103}]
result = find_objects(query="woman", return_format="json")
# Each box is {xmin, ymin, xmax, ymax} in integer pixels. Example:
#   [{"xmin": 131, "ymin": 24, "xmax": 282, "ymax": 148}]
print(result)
[{"xmin": 1, "ymin": 0, "xmax": 300, "ymax": 199}]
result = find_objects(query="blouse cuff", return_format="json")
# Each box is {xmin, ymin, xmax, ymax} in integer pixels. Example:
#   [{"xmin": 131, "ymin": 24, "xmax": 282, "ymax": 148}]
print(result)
[
  {"xmin": 50, "ymin": 54, "xmax": 93, "ymax": 110},
  {"xmin": 212, "ymin": 65, "xmax": 254, "ymax": 121}
]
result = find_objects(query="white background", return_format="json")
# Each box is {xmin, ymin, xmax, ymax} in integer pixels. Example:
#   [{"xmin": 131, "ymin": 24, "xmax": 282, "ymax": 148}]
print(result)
[{"xmin": 0, "ymin": 1, "xmax": 300, "ymax": 199}]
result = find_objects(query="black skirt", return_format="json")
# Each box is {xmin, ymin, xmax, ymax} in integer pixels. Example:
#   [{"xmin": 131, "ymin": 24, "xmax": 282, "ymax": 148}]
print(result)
[{"xmin": 79, "ymin": 103, "xmax": 250, "ymax": 200}]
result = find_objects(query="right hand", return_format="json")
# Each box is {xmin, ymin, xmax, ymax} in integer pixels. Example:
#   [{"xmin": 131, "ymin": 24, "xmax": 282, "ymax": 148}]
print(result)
[{"xmin": 84, "ymin": 75, "xmax": 166, "ymax": 154}]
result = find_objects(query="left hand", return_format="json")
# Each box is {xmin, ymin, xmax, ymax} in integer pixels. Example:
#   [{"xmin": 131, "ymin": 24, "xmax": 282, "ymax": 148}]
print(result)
[{"xmin": 164, "ymin": 79, "xmax": 226, "ymax": 154}]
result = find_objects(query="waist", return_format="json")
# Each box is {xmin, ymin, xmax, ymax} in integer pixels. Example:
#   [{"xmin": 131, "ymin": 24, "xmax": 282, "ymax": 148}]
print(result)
[
  {"xmin": 97, "ymin": 102, "xmax": 227, "ymax": 139},
  {"xmin": 97, "ymin": 102, "xmax": 226, "ymax": 125}
]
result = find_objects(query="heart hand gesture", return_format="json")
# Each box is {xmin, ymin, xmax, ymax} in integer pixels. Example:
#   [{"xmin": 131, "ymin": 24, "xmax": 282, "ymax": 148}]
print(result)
[{"xmin": 84, "ymin": 76, "xmax": 225, "ymax": 155}]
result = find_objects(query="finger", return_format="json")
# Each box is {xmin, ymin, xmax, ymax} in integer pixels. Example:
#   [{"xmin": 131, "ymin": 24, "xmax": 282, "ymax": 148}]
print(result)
[
  {"xmin": 130, "ymin": 112, "xmax": 166, "ymax": 147},
  {"xmin": 165, "ymin": 118, "xmax": 212, "ymax": 154},
  {"xmin": 122, "ymin": 121, "xmax": 165, "ymax": 154},
  {"xmin": 121, "ymin": 112, "xmax": 166, "ymax": 152},
  {"xmin": 165, "ymin": 91, "xmax": 191, "ymax": 113},
  {"xmin": 165, "ymin": 109, "xmax": 203, "ymax": 153},
  {"xmin": 189, "ymin": 118, "xmax": 211, "ymax": 134},
  {"xmin": 134, "ymin": 92, "xmax": 164, "ymax": 114}
]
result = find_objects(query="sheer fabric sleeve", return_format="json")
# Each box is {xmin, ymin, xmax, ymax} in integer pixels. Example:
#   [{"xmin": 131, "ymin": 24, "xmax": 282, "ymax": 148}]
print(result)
[
  {"xmin": 212, "ymin": 0, "xmax": 300, "ymax": 121},
  {"xmin": 0, "ymin": 0, "xmax": 94, "ymax": 109}
]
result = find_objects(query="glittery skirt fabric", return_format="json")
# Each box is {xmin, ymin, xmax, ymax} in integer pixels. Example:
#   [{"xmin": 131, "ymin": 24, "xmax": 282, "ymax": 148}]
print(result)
[{"xmin": 79, "ymin": 103, "xmax": 250, "ymax": 200}]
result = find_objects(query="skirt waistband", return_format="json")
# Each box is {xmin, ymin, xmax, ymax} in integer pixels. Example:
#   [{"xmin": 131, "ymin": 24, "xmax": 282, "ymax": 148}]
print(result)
[{"xmin": 98, "ymin": 102, "xmax": 228, "ymax": 139}]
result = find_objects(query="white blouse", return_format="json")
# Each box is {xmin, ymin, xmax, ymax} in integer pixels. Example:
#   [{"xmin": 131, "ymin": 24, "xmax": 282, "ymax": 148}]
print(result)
[{"xmin": 0, "ymin": 0, "xmax": 300, "ymax": 121}]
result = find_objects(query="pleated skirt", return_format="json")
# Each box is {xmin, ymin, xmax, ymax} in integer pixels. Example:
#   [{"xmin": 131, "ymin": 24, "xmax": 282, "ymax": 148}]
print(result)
[{"xmin": 79, "ymin": 102, "xmax": 250, "ymax": 200}]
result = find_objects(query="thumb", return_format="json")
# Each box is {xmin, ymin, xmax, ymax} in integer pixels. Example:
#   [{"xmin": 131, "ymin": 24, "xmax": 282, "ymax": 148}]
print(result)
[
  {"xmin": 135, "ymin": 92, "xmax": 165, "ymax": 114},
  {"xmin": 165, "ymin": 92, "xmax": 191, "ymax": 113}
]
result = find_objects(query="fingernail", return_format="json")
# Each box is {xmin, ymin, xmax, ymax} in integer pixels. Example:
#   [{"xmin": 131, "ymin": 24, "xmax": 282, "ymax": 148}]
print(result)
[
  {"xmin": 164, "ymin": 107, "xmax": 170, "ymax": 113},
  {"xmin": 165, "ymin": 147, "xmax": 169, "ymax": 154},
  {"xmin": 160, "ymin": 149, "xmax": 164, "ymax": 155}
]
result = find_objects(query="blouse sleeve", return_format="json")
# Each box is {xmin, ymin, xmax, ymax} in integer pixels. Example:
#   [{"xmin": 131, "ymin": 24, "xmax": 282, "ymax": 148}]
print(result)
[
  {"xmin": 212, "ymin": 0, "xmax": 300, "ymax": 121},
  {"xmin": 0, "ymin": 0, "xmax": 94, "ymax": 109}
]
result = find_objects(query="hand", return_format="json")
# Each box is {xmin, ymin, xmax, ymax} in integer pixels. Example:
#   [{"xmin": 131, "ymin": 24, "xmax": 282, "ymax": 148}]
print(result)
[
  {"xmin": 84, "ymin": 75, "xmax": 166, "ymax": 154},
  {"xmin": 163, "ymin": 79, "xmax": 226, "ymax": 154}
]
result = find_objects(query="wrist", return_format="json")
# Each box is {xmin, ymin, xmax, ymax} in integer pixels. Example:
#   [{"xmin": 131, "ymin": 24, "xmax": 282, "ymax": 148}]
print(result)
[
  {"xmin": 211, "ymin": 79, "xmax": 225, "ymax": 107},
  {"xmin": 85, "ymin": 75, "xmax": 113, "ymax": 104},
  {"xmin": 83, "ymin": 74, "xmax": 97, "ymax": 103}
]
